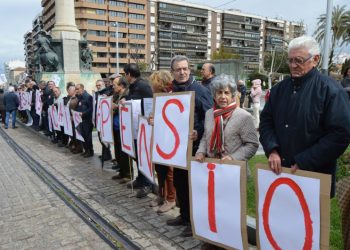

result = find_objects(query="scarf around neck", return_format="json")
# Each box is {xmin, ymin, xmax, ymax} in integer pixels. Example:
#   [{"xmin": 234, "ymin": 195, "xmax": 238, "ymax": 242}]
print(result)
[
  {"xmin": 209, "ymin": 102, "xmax": 237, "ymax": 157},
  {"xmin": 172, "ymin": 75, "xmax": 195, "ymax": 92}
]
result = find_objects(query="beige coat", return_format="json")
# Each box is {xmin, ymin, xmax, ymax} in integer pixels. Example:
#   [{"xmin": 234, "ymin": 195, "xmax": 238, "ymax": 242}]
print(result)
[{"xmin": 197, "ymin": 107, "xmax": 259, "ymax": 161}]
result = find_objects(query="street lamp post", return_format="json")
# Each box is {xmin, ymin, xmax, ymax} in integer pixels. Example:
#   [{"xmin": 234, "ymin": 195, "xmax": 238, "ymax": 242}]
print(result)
[
  {"xmin": 114, "ymin": 22, "xmax": 120, "ymax": 74},
  {"xmin": 322, "ymin": 0, "xmax": 333, "ymax": 75}
]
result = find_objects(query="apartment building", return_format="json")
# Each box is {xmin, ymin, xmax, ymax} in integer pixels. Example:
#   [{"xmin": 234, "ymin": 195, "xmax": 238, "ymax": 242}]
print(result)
[
  {"xmin": 23, "ymin": 14, "xmax": 44, "ymax": 76},
  {"xmin": 149, "ymin": 0, "xmax": 218, "ymax": 70},
  {"xmin": 220, "ymin": 10, "xmax": 262, "ymax": 73},
  {"xmin": 26, "ymin": 0, "xmax": 304, "ymax": 76},
  {"xmin": 40, "ymin": 0, "xmax": 149, "ymax": 77}
]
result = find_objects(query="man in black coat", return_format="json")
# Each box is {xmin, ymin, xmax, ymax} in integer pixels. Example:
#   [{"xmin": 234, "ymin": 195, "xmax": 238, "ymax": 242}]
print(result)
[
  {"xmin": 200, "ymin": 63, "xmax": 216, "ymax": 92},
  {"xmin": 166, "ymin": 55, "xmax": 213, "ymax": 237},
  {"xmin": 75, "ymin": 83, "xmax": 94, "ymax": 157},
  {"xmin": 3, "ymin": 86, "xmax": 19, "ymax": 129},
  {"xmin": 122, "ymin": 63, "xmax": 154, "ymax": 198},
  {"xmin": 259, "ymin": 36, "xmax": 350, "ymax": 197}
]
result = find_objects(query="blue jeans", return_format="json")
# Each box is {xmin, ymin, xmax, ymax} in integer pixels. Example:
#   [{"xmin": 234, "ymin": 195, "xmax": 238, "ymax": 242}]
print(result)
[{"xmin": 5, "ymin": 110, "xmax": 17, "ymax": 128}]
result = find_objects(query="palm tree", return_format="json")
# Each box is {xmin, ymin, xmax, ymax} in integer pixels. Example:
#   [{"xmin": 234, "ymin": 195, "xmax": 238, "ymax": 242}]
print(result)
[{"xmin": 314, "ymin": 5, "xmax": 350, "ymax": 69}]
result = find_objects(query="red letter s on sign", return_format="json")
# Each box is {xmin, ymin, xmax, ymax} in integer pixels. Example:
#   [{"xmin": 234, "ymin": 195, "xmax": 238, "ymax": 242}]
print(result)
[{"xmin": 156, "ymin": 99, "xmax": 184, "ymax": 160}]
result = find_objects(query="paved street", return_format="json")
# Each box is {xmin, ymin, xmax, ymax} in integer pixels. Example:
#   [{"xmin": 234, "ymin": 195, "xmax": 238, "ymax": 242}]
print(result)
[
  {"xmin": 1, "ymin": 124, "xmax": 258, "ymax": 249},
  {"xmin": 0, "ymin": 128, "xmax": 111, "ymax": 249},
  {"xmin": 3, "ymin": 125, "xmax": 202, "ymax": 249}
]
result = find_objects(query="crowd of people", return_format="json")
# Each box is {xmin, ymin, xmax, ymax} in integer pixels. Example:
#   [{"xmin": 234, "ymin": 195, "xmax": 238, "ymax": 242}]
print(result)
[{"xmin": 1, "ymin": 35, "xmax": 350, "ymax": 249}]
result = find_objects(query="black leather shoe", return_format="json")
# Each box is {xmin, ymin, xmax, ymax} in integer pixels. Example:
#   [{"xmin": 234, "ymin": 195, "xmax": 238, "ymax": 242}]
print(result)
[
  {"xmin": 180, "ymin": 225, "xmax": 193, "ymax": 237},
  {"xmin": 84, "ymin": 151, "xmax": 94, "ymax": 158},
  {"xmin": 12, "ymin": 126, "xmax": 18, "ymax": 129},
  {"xmin": 111, "ymin": 164, "xmax": 120, "ymax": 170},
  {"xmin": 126, "ymin": 180, "xmax": 142, "ymax": 189},
  {"xmin": 136, "ymin": 186, "xmax": 151, "ymax": 198},
  {"xmin": 166, "ymin": 216, "xmax": 187, "ymax": 226}
]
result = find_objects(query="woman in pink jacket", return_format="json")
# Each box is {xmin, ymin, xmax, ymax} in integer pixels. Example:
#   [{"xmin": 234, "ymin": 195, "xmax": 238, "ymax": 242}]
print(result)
[{"xmin": 250, "ymin": 79, "xmax": 262, "ymax": 129}]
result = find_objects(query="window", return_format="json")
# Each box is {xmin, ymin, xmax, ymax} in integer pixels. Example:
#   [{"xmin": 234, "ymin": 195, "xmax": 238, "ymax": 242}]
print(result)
[
  {"xmin": 110, "ymin": 32, "xmax": 126, "ymax": 38},
  {"xmin": 109, "ymin": 11, "xmax": 126, "ymax": 17},
  {"xmin": 128, "ymin": 23, "xmax": 145, "ymax": 30},
  {"xmin": 87, "ymin": 30, "xmax": 106, "ymax": 36},
  {"xmin": 90, "ymin": 41, "xmax": 106, "ymax": 47},
  {"xmin": 97, "ymin": 52, "xmax": 107, "ymax": 57},
  {"xmin": 130, "ymin": 43, "xmax": 145, "ymax": 49},
  {"xmin": 87, "ymin": 19, "xmax": 106, "ymax": 26},
  {"xmin": 109, "ymin": 0, "xmax": 125, "ymax": 6},
  {"xmin": 128, "ymin": 13, "xmax": 144, "ymax": 20},
  {"xmin": 159, "ymin": 3, "xmax": 167, "ymax": 8},
  {"xmin": 129, "ymin": 33, "xmax": 145, "ymax": 39},
  {"xmin": 96, "ymin": 9, "xmax": 105, "ymax": 15},
  {"xmin": 128, "ymin": 3, "xmax": 144, "ymax": 9},
  {"xmin": 87, "ymin": 0, "xmax": 104, "ymax": 4}
]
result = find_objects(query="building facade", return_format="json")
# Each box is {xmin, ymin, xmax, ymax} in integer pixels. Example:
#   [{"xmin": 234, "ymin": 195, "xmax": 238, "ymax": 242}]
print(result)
[
  {"xmin": 26, "ymin": 0, "xmax": 304, "ymax": 76},
  {"xmin": 39, "ymin": 0, "xmax": 149, "ymax": 77},
  {"xmin": 149, "ymin": 0, "xmax": 216, "ymax": 70}
]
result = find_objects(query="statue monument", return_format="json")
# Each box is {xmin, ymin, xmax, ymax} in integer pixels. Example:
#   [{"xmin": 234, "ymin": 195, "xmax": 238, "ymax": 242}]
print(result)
[{"xmin": 35, "ymin": 0, "xmax": 101, "ymax": 94}]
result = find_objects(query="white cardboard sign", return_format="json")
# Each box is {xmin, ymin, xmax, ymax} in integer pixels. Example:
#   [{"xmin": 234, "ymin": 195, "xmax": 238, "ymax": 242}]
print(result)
[
  {"xmin": 50, "ymin": 105, "xmax": 60, "ymax": 131},
  {"xmin": 190, "ymin": 160, "xmax": 245, "ymax": 250},
  {"xmin": 72, "ymin": 110, "xmax": 85, "ymax": 142},
  {"xmin": 257, "ymin": 169, "xmax": 321, "ymax": 250},
  {"xmin": 152, "ymin": 93, "xmax": 192, "ymax": 169},
  {"xmin": 57, "ymin": 98, "xmax": 65, "ymax": 126},
  {"xmin": 100, "ymin": 96, "xmax": 113, "ymax": 144},
  {"xmin": 35, "ymin": 90, "xmax": 42, "ymax": 116},
  {"xmin": 137, "ymin": 116, "xmax": 154, "ymax": 183},
  {"xmin": 119, "ymin": 103, "xmax": 135, "ymax": 158},
  {"xmin": 63, "ymin": 106, "xmax": 73, "ymax": 136},
  {"xmin": 96, "ymin": 95, "xmax": 103, "ymax": 132}
]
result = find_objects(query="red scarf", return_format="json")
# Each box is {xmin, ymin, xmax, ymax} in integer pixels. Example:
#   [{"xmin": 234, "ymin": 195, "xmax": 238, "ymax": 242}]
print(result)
[{"xmin": 209, "ymin": 102, "xmax": 237, "ymax": 156}]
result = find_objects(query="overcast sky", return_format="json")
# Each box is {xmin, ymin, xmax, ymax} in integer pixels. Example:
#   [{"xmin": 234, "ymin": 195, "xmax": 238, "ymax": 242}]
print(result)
[{"xmin": 0, "ymin": 0, "xmax": 349, "ymax": 73}]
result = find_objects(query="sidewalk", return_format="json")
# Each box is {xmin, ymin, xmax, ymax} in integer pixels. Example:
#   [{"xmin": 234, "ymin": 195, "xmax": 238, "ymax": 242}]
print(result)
[
  {"xmin": 0, "ymin": 128, "xmax": 110, "ymax": 249},
  {"xmin": 5, "ymin": 125, "xmax": 201, "ymax": 249}
]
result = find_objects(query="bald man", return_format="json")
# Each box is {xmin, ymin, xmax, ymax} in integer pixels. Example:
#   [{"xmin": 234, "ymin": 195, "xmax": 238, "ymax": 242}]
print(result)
[{"xmin": 200, "ymin": 63, "xmax": 216, "ymax": 92}]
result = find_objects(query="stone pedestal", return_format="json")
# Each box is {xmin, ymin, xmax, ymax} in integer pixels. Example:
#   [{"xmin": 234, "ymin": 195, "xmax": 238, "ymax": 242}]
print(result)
[{"xmin": 38, "ymin": 72, "xmax": 101, "ymax": 95}]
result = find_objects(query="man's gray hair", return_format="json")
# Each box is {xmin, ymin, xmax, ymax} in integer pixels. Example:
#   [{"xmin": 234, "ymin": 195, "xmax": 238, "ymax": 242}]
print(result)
[
  {"xmin": 288, "ymin": 36, "xmax": 320, "ymax": 55},
  {"xmin": 8, "ymin": 86, "xmax": 15, "ymax": 92},
  {"xmin": 170, "ymin": 55, "xmax": 189, "ymax": 70},
  {"xmin": 211, "ymin": 74, "xmax": 237, "ymax": 98}
]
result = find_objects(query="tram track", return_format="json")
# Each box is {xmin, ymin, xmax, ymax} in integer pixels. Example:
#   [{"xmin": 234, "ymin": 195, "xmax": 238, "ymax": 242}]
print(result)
[{"xmin": 0, "ymin": 127, "xmax": 141, "ymax": 250}]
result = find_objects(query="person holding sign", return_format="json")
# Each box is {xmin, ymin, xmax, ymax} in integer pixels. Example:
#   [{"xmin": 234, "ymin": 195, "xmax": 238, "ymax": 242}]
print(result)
[
  {"xmin": 94, "ymin": 79, "xmax": 113, "ymax": 162},
  {"xmin": 166, "ymin": 55, "xmax": 213, "ymax": 237},
  {"xmin": 122, "ymin": 63, "xmax": 153, "ymax": 199},
  {"xmin": 194, "ymin": 74, "xmax": 259, "ymax": 249},
  {"xmin": 111, "ymin": 77, "xmax": 131, "ymax": 182},
  {"xmin": 148, "ymin": 70, "xmax": 177, "ymax": 213},
  {"xmin": 75, "ymin": 83, "xmax": 94, "ymax": 158},
  {"xmin": 195, "ymin": 74, "xmax": 259, "ymax": 162},
  {"xmin": 259, "ymin": 36, "xmax": 350, "ymax": 197}
]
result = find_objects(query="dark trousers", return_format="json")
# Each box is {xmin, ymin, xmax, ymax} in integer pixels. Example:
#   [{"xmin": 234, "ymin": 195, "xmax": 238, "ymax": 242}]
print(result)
[
  {"xmin": 98, "ymin": 132, "xmax": 112, "ymax": 161},
  {"xmin": 31, "ymin": 107, "xmax": 40, "ymax": 128},
  {"xmin": 0, "ymin": 109, "xmax": 5, "ymax": 124},
  {"xmin": 133, "ymin": 140, "xmax": 152, "ymax": 187},
  {"xmin": 81, "ymin": 121, "xmax": 93, "ymax": 152},
  {"xmin": 173, "ymin": 168, "xmax": 190, "ymax": 222},
  {"xmin": 113, "ymin": 129, "xmax": 131, "ymax": 178}
]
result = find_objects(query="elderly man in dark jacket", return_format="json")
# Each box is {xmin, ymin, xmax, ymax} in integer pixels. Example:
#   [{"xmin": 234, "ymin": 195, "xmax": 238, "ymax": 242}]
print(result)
[
  {"xmin": 75, "ymin": 83, "xmax": 94, "ymax": 157},
  {"xmin": 3, "ymin": 86, "xmax": 19, "ymax": 129},
  {"xmin": 166, "ymin": 55, "xmax": 213, "ymax": 237},
  {"xmin": 259, "ymin": 36, "xmax": 350, "ymax": 197}
]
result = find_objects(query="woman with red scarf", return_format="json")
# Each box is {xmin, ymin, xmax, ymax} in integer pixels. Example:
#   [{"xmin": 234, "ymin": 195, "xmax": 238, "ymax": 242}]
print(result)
[{"xmin": 195, "ymin": 74, "xmax": 259, "ymax": 163}]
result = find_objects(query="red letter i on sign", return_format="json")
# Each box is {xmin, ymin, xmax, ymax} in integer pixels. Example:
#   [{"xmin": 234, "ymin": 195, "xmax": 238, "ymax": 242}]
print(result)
[{"xmin": 207, "ymin": 163, "xmax": 217, "ymax": 233}]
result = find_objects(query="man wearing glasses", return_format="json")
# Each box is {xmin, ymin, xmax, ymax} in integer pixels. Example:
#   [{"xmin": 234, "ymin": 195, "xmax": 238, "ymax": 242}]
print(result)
[{"xmin": 259, "ymin": 36, "xmax": 350, "ymax": 197}]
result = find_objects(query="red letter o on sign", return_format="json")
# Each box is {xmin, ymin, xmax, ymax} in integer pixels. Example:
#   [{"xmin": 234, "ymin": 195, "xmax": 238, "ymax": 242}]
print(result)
[{"xmin": 262, "ymin": 177, "xmax": 313, "ymax": 250}]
